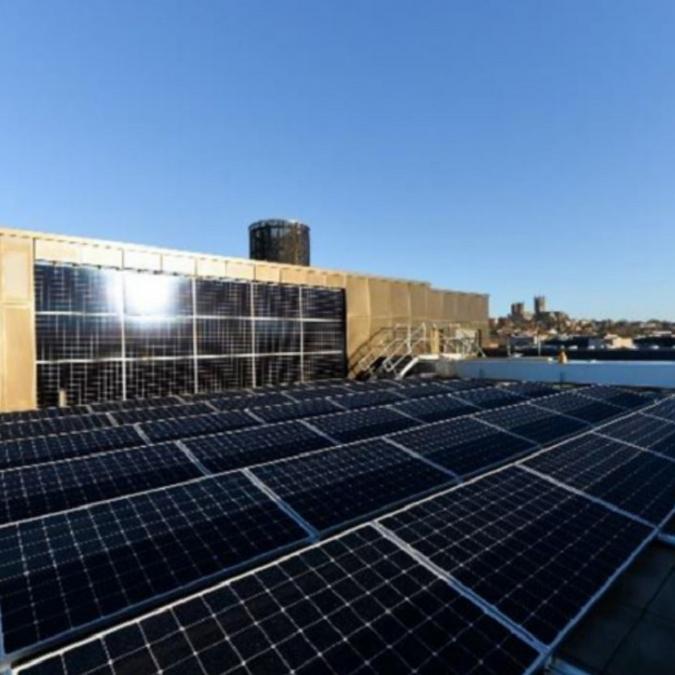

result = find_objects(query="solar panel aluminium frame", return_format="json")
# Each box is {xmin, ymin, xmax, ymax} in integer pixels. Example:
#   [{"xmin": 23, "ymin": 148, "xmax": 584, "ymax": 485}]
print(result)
[
  {"xmin": 0, "ymin": 469, "xmax": 317, "ymax": 669},
  {"xmin": 8, "ymin": 393, "xmax": 669, "ymax": 672}
]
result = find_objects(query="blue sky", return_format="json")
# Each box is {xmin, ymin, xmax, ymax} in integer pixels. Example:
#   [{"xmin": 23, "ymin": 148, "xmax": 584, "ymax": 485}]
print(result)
[{"xmin": 1, "ymin": 1, "xmax": 674, "ymax": 320}]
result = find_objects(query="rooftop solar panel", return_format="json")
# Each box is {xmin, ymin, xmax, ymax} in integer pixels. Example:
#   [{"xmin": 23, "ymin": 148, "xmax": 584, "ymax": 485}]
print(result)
[
  {"xmin": 208, "ymin": 391, "xmax": 292, "ymax": 411},
  {"xmin": 500, "ymin": 381, "xmax": 560, "ymax": 399},
  {"xmin": 523, "ymin": 434, "xmax": 675, "ymax": 525},
  {"xmin": 0, "ymin": 443, "xmax": 202, "ymax": 525},
  {"xmin": 438, "ymin": 378, "xmax": 495, "ymax": 391},
  {"xmin": 16, "ymin": 526, "xmax": 541, "ymax": 675},
  {"xmin": 330, "ymin": 389, "xmax": 404, "ymax": 410},
  {"xmin": 111, "ymin": 402, "xmax": 214, "ymax": 425},
  {"xmin": 390, "ymin": 393, "xmax": 477, "ymax": 423},
  {"xmin": 0, "ymin": 413, "xmax": 114, "ymax": 442},
  {"xmin": 390, "ymin": 380, "xmax": 453, "ymax": 399},
  {"xmin": 89, "ymin": 395, "xmax": 182, "ymax": 412},
  {"xmin": 252, "ymin": 398, "xmax": 343, "ymax": 423},
  {"xmin": 183, "ymin": 420, "xmax": 335, "ymax": 473},
  {"xmin": 476, "ymin": 404, "xmax": 588, "ymax": 445},
  {"xmin": 390, "ymin": 417, "xmax": 537, "ymax": 478},
  {"xmin": 601, "ymin": 413, "xmax": 675, "ymax": 460},
  {"xmin": 645, "ymin": 398, "xmax": 675, "ymax": 423},
  {"xmin": 0, "ymin": 472, "xmax": 308, "ymax": 658},
  {"xmin": 283, "ymin": 383, "xmax": 351, "ymax": 401},
  {"xmin": 0, "ymin": 426, "xmax": 145, "ymax": 471},
  {"xmin": 307, "ymin": 407, "xmax": 419, "ymax": 444},
  {"xmin": 341, "ymin": 379, "xmax": 401, "ymax": 392},
  {"xmin": 576, "ymin": 385, "xmax": 649, "ymax": 410},
  {"xmin": 533, "ymin": 391, "xmax": 625, "ymax": 424},
  {"xmin": 0, "ymin": 405, "xmax": 92, "ymax": 424},
  {"xmin": 380, "ymin": 466, "xmax": 652, "ymax": 646},
  {"xmin": 139, "ymin": 410, "xmax": 258, "ymax": 442},
  {"xmin": 451, "ymin": 386, "xmax": 525, "ymax": 410},
  {"xmin": 251, "ymin": 439, "xmax": 453, "ymax": 533}
]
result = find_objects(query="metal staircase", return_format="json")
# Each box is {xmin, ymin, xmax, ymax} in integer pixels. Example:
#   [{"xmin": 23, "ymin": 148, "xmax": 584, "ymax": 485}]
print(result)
[{"xmin": 350, "ymin": 322, "xmax": 484, "ymax": 380}]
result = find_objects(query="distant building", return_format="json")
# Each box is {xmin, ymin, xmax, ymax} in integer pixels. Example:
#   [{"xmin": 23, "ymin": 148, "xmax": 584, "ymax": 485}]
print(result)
[
  {"xmin": 534, "ymin": 295, "xmax": 547, "ymax": 317},
  {"xmin": 510, "ymin": 302, "xmax": 525, "ymax": 319}
]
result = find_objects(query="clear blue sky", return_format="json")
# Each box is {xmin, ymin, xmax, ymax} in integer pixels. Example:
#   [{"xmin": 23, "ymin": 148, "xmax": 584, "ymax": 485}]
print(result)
[{"xmin": 1, "ymin": 1, "xmax": 674, "ymax": 320}]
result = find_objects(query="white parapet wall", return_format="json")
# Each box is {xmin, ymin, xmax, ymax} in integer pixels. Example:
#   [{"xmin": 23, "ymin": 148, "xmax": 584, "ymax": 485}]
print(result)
[{"xmin": 436, "ymin": 357, "xmax": 675, "ymax": 390}]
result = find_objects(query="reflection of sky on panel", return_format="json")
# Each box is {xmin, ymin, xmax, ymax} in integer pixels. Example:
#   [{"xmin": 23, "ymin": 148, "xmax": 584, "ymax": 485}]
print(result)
[{"xmin": 124, "ymin": 271, "xmax": 193, "ymax": 316}]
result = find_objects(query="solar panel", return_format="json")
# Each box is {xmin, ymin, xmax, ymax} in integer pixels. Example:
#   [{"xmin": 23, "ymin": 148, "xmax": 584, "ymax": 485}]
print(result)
[
  {"xmin": 283, "ymin": 383, "xmax": 351, "ymax": 401},
  {"xmin": 16, "ymin": 526, "xmax": 541, "ymax": 675},
  {"xmin": 89, "ymin": 395, "xmax": 182, "ymax": 412},
  {"xmin": 523, "ymin": 434, "xmax": 675, "ymax": 525},
  {"xmin": 110, "ymin": 402, "xmax": 214, "ymax": 425},
  {"xmin": 576, "ymin": 385, "xmax": 649, "ymax": 410},
  {"xmin": 0, "ymin": 404, "xmax": 93, "ymax": 424},
  {"xmin": 451, "ymin": 386, "xmax": 525, "ymax": 410},
  {"xmin": 0, "ymin": 443, "xmax": 203, "ymax": 525},
  {"xmin": 601, "ymin": 413, "xmax": 675, "ymax": 460},
  {"xmin": 645, "ymin": 398, "xmax": 675, "ymax": 423},
  {"xmin": 139, "ymin": 410, "xmax": 258, "ymax": 442},
  {"xmin": 183, "ymin": 421, "xmax": 335, "ymax": 473},
  {"xmin": 393, "ymin": 380, "xmax": 461, "ymax": 399},
  {"xmin": 252, "ymin": 398, "xmax": 343, "ymax": 423},
  {"xmin": 0, "ymin": 472, "xmax": 308, "ymax": 658},
  {"xmin": 500, "ymin": 382, "xmax": 560, "ymax": 399},
  {"xmin": 0, "ymin": 425, "xmax": 145, "ymax": 471},
  {"xmin": 208, "ymin": 391, "xmax": 293, "ymax": 411},
  {"xmin": 390, "ymin": 393, "xmax": 477, "ymax": 423},
  {"xmin": 476, "ymin": 404, "xmax": 588, "ymax": 445},
  {"xmin": 533, "ymin": 391, "xmax": 625, "ymax": 424},
  {"xmin": 438, "ymin": 379, "xmax": 494, "ymax": 391},
  {"xmin": 341, "ymin": 379, "xmax": 401, "ymax": 392},
  {"xmin": 0, "ymin": 413, "xmax": 114, "ymax": 442},
  {"xmin": 252, "ymin": 439, "xmax": 453, "ymax": 533},
  {"xmin": 307, "ymin": 407, "xmax": 419, "ymax": 444},
  {"xmin": 390, "ymin": 417, "xmax": 537, "ymax": 478},
  {"xmin": 380, "ymin": 466, "xmax": 652, "ymax": 646},
  {"xmin": 330, "ymin": 389, "xmax": 404, "ymax": 410}
]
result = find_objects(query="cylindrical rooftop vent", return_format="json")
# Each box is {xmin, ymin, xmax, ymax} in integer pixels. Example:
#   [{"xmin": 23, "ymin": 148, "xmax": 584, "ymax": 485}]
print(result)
[{"xmin": 249, "ymin": 219, "xmax": 310, "ymax": 266}]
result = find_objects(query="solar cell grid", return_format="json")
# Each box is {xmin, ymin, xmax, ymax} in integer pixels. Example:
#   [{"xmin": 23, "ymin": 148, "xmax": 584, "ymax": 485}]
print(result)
[
  {"xmin": 500, "ymin": 382, "xmax": 560, "ymax": 399},
  {"xmin": 476, "ymin": 404, "xmax": 588, "ymax": 445},
  {"xmin": 523, "ymin": 434, "xmax": 675, "ymax": 525},
  {"xmin": 645, "ymin": 398, "xmax": 675, "ymax": 423},
  {"xmin": 183, "ymin": 420, "xmax": 335, "ymax": 473},
  {"xmin": 0, "ymin": 413, "xmax": 114, "ymax": 442},
  {"xmin": 283, "ymin": 383, "xmax": 351, "ymax": 401},
  {"xmin": 391, "ymin": 393, "xmax": 477, "ymax": 423},
  {"xmin": 533, "ymin": 391, "xmax": 624, "ymax": 424},
  {"xmin": 451, "ymin": 387, "xmax": 525, "ymax": 410},
  {"xmin": 601, "ymin": 413, "xmax": 675, "ymax": 460},
  {"xmin": 0, "ymin": 426, "xmax": 144, "ymax": 471},
  {"xmin": 207, "ymin": 391, "xmax": 292, "ymax": 411},
  {"xmin": 0, "ymin": 404, "xmax": 93, "ymax": 425},
  {"xmin": 308, "ymin": 407, "xmax": 419, "ymax": 444},
  {"xmin": 391, "ymin": 417, "xmax": 536, "ymax": 478},
  {"xmin": 16, "ymin": 526, "xmax": 541, "ymax": 675},
  {"xmin": 438, "ymin": 379, "xmax": 495, "ymax": 391},
  {"xmin": 139, "ymin": 410, "xmax": 258, "ymax": 442},
  {"xmin": 252, "ymin": 439, "xmax": 453, "ymax": 532},
  {"xmin": 111, "ymin": 402, "xmax": 214, "ymax": 425},
  {"xmin": 89, "ymin": 395, "xmax": 182, "ymax": 412},
  {"xmin": 329, "ymin": 388, "xmax": 404, "ymax": 410},
  {"xmin": 252, "ymin": 398, "xmax": 343, "ymax": 423},
  {"xmin": 0, "ymin": 472, "xmax": 308, "ymax": 657},
  {"xmin": 392, "ymin": 380, "xmax": 459, "ymax": 399},
  {"xmin": 576, "ymin": 385, "xmax": 649, "ymax": 409},
  {"xmin": 0, "ymin": 443, "xmax": 202, "ymax": 525},
  {"xmin": 381, "ymin": 466, "xmax": 652, "ymax": 645}
]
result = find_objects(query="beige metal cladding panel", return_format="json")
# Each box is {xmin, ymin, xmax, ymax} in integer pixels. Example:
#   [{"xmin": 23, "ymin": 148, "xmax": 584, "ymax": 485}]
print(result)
[
  {"xmin": 410, "ymin": 283, "xmax": 428, "ymax": 321},
  {"xmin": 280, "ymin": 267, "xmax": 309, "ymax": 285},
  {"xmin": 304, "ymin": 269, "xmax": 328, "ymax": 287},
  {"xmin": 426, "ymin": 289, "xmax": 445, "ymax": 321},
  {"xmin": 81, "ymin": 245, "xmax": 124, "ymax": 268},
  {"xmin": 124, "ymin": 249, "xmax": 162, "ymax": 271},
  {"xmin": 197, "ymin": 258, "xmax": 227, "ymax": 278},
  {"xmin": 226, "ymin": 260, "xmax": 255, "ymax": 280},
  {"xmin": 345, "ymin": 275, "xmax": 370, "ymax": 317},
  {"xmin": 442, "ymin": 292, "xmax": 460, "ymax": 321},
  {"xmin": 1, "ymin": 236, "xmax": 34, "ymax": 303},
  {"xmin": 390, "ymin": 281, "xmax": 411, "ymax": 320},
  {"xmin": 347, "ymin": 315, "xmax": 371, "ymax": 360},
  {"xmin": 34, "ymin": 238, "xmax": 81, "ymax": 264},
  {"xmin": 254, "ymin": 264, "xmax": 281, "ymax": 283},
  {"xmin": 163, "ymin": 254, "xmax": 196, "ymax": 276},
  {"xmin": 367, "ymin": 278, "xmax": 393, "ymax": 319},
  {"xmin": 2, "ymin": 305, "xmax": 36, "ymax": 410},
  {"xmin": 324, "ymin": 272, "xmax": 347, "ymax": 289}
]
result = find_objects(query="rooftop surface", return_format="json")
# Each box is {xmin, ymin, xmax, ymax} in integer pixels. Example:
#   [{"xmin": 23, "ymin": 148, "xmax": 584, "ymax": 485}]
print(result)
[{"xmin": 0, "ymin": 377, "xmax": 671, "ymax": 674}]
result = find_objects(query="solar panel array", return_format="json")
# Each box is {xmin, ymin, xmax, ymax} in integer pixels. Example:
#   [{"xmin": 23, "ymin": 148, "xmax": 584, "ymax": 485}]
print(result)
[{"xmin": 2, "ymin": 378, "xmax": 671, "ymax": 675}]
